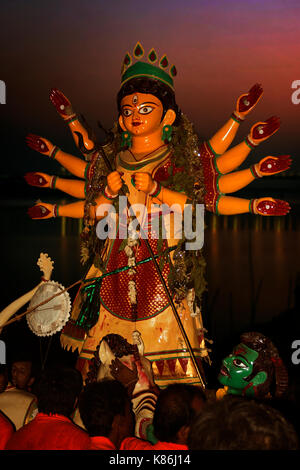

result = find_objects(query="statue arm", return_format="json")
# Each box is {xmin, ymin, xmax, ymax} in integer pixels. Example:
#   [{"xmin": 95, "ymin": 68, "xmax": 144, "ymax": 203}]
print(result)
[
  {"xmin": 50, "ymin": 88, "xmax": 96, "ymax": 159},
  {"xmin": 25, "ymin": 172, "xmax": 86, "ymax": 199},
  {"xmin": 26, "ymin": 134, "xmax": 87, "ymax": 179},
  {"xmin": 133, "ymin": 173, "xmax": 187, "ymax": 212},
  {"xmin": 153, "ymin": 185, "xmax": 187, "ymax": 212},
  {"xmin": 215, "ymin": 116, "xmax": 281, "ymax": 174},
  {"xmin": 27, "ymin": 171, "xmax": 121, "ymax": 220},
  {"xmin": 217, "ymin": 196, "xmax": 290, "ymax": 216},
  {"xmin": 27, "ymin": 193, "xmax": 115, "ymax": 220},
  {"xmin": 218, "ymin": 155, "xmax": 292, "ymax": 193},
  {"xmin": 209, "ymin": 83, "xmax": 263, "ymax": 155},
  {"xmin": 199, "ymin": 122, "xmax": 290, "ymax": 216}
]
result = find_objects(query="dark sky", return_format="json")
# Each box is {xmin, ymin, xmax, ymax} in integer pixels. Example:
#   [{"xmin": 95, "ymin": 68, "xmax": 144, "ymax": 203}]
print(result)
[{"xmin": 0, "ymin": 0, "xmax": 300, "ymax": 176}]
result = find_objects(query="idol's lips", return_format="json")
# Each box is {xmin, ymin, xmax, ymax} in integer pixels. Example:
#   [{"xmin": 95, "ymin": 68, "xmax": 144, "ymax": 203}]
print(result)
[
  {"xmin": 132, "ymin": 122, "xmax": 141, "ymax": 126},
  {"xmin": 219, "ymin": 365, "xmax": 230, "ymax": 377}
]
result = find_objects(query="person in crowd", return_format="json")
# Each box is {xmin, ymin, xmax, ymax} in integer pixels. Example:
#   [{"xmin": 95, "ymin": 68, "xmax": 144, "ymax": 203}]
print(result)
[
  {"xmin": 0, "ymin": 359, "xmax": 37, "ymax": 430},
  {"xmin": 0, "ymin": 410, "xmax": 15, "ymax": 450},
  {"xmin": 268, "ymin": 395, "xmax": 300, "ymax": 441},
  {"xmin": 121, "ymin": 383, "xmax": 206, "ymax": 450},
  {"xmin": 5, "ymin": 365, "xmax": 90, "ymax": 450},
  {"xmin": 78, "ymin": 379, "xmax": 134, "ymax": 450},
  {"xmin": 187, "ymin": 395, "xmax": 299, "ymax": 450},
  {"xmin": 9, "ymin": 353, "xmax": 38, "ymax": 393}
]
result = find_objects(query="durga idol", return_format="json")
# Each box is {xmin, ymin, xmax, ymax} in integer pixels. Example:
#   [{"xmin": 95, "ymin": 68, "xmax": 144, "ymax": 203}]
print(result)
[{"xmin": 25, "ymin": 42, "xmax": 291, "ymax": 389}]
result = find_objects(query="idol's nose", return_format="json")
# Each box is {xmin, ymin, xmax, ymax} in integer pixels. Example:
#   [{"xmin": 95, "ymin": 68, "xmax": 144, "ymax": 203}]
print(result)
[{"xmin": 133, "ymin": 107, "xmax": 141, "ymax": 118}]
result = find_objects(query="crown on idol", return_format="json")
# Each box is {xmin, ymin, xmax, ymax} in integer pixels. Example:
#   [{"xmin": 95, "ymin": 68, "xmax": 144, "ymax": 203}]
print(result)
[{"xmin": 121, "ymin": 42, "xmax": 177, "ymax": 91}]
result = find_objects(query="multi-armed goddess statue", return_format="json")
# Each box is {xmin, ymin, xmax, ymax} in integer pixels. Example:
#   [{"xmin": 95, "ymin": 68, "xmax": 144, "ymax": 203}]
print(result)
[{"xmin": 24, "ymin": 42, "xmax": 291, "ymax": 392}]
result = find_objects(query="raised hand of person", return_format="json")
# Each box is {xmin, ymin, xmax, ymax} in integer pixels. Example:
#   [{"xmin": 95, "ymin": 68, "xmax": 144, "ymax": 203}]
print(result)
[
  {"xmin": 50, "ymin": 88, "xmax": 75, "ymax": 120},
  {"xmin": 235, "ymin": 83, "xmax": 263, "ymax": 119},
  {"xmin": 252, "ymin": 198, "xmax": 290, "ymax": 216}
]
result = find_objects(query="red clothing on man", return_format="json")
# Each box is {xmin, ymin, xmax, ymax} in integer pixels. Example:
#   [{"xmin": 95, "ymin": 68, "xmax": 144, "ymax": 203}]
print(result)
[
  {"xmin": 89, "ymin": 436, "xmax": 116, "ymax": 450},
  {"xmin": 0, "ymin": 411, "xmax": 15, "ymax": 450},
  {"xmin": 120, "ymin": 437, "xmax": 188, "ymax": 450},
  {"xmin": 5, "ymin": 412, "xmax": 90, "ymax": 450}
]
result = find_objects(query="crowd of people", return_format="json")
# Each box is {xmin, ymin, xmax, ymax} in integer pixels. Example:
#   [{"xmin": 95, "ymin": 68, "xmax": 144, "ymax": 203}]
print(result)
[{"xmin": 0, "ymin": 346, "xmax": 299, "ymax": 451}]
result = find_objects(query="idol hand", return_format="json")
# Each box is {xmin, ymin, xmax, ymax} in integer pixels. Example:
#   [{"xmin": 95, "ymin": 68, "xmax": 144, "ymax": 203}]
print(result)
[
  {"xmin": 133, "ymin": 172, "xmax": 156, "ymax": 194},
  {"xmin": 253, "ymin": 198, "xmax": 290, "ymax": 216},
  {"xmin": 50, "ymin": 88, "xmax": 75, "ymax": 119},
  {"xmin": 26, "ymin": 134, "xmax": 56, "ymax": 157},
  {"xmin": 255, "ymin": 155, "xmax": 292, "ymax": 177},
  {"xmin": 236, "ymin": 83, "xmax": 263, "ymax": 117},
  {"xmin": 107, "ymin": 171, "xmax": 123, "ymax": 196},
  {"xmin": 24, "ymin": 172, "xmax": 52, "ymax": 187},
  {"xmin": 249, "ymin": 116, "xmax": 280, "ymax": 145},
  {"xmin": 27, "ymin": 203, "xmax": 54, "ymax": 219}
]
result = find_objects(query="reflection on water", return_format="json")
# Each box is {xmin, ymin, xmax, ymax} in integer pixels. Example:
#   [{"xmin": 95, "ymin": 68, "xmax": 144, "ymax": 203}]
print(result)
[
  {"xmin": 203, "ymin": 212, "xmax": 299, "ymax": 341},
  {"xmin": 1, "ymin": 203, "xmax": 299, "ymax": 365}
]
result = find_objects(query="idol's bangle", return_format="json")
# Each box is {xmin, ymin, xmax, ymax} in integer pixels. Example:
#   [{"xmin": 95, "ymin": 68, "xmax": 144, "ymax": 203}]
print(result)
[
  {"xmin": 103, "ymin": 186, "xmax": 118, "ymax": 200},
  {"xmin": 50, "ymin": 176, "xmax": 58, "ymax": 189},
  {"xmin": 250, "ymin": 165, "xmax": 262, "ymax": 179},
  {"xmin": 49, "ymin": 146, "xmax": 60, "ymax": 160},
  {"xmin": 249, "ymin": 199, "xmax": 257, "ymax": 214},
  {"xmin": 231, "ymin": 111, "xmax": 245, "ymax": 124},
  {"xmin": 149, "ymin": 181, "xmax": 162, "ymax": 198},
  {"xmin": 64, "ymin": 113, "xmax": 78, "ymax": 123},
  {"xmin": 244, "ymin": 135, "xmax": 258, "ymax": 150},
  {"xmin": 52, "ymin": 204, "xmax": 60, "ymax": 218}
]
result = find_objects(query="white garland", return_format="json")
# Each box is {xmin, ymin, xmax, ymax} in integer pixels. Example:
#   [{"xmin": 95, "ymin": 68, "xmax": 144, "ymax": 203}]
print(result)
[{"xmin": 125, "ymin": 220, "xmax": 139, "ymax": 304}]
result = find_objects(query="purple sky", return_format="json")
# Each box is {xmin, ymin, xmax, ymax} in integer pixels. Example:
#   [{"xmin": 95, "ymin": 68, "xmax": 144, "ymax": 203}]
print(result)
[{"xmin": 1, "ymin": 0, "xmax": 300, "ymax": 170}]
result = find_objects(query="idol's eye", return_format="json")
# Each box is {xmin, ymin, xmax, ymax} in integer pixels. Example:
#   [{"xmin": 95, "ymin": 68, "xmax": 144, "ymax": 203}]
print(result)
[
  {"xmin": 122, "ymin": 108, "xmax": 133, "ymax": 117},
  {"xmin": 139, "ymin": 106, "xmax": 154, "ymax": 115},
  {"xmin": 233, "ymin": 359, "xmax": 247, "ymax": 368}
]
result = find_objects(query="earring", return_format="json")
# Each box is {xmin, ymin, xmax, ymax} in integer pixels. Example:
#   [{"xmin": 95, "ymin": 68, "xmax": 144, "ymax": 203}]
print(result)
[
  {"xmin": 121, "ymin": 131, "xmax": 132, "ymax": 149},
  {"xmin": 162, "ymin": 125, "xmax": 173, "ymax": 144}
]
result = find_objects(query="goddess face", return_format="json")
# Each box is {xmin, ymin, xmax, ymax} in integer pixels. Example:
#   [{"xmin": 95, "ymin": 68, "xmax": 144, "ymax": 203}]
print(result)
[
  {"xmin": 119, "ymin": 92, "xmax": 165, "ymax": 137},
  {"xmin": 218, "ymin": 343, "xmax": 262, "ymax": 395}
]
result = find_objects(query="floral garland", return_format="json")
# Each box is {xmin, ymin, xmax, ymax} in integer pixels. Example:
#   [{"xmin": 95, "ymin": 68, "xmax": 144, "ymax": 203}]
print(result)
[
  {"xmin": 162, "ymin": 113, "xmax": 207, "ymax": 309},
  {"xmin": 124, "ymin": 217, "xmax": 139, "ymax": 305}
]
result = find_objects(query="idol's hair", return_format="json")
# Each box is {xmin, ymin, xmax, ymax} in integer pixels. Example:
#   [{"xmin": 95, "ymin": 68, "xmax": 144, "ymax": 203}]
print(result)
[{"xmin": 240, "ymin": 332, "xmax": 288, "ymax": 398}]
